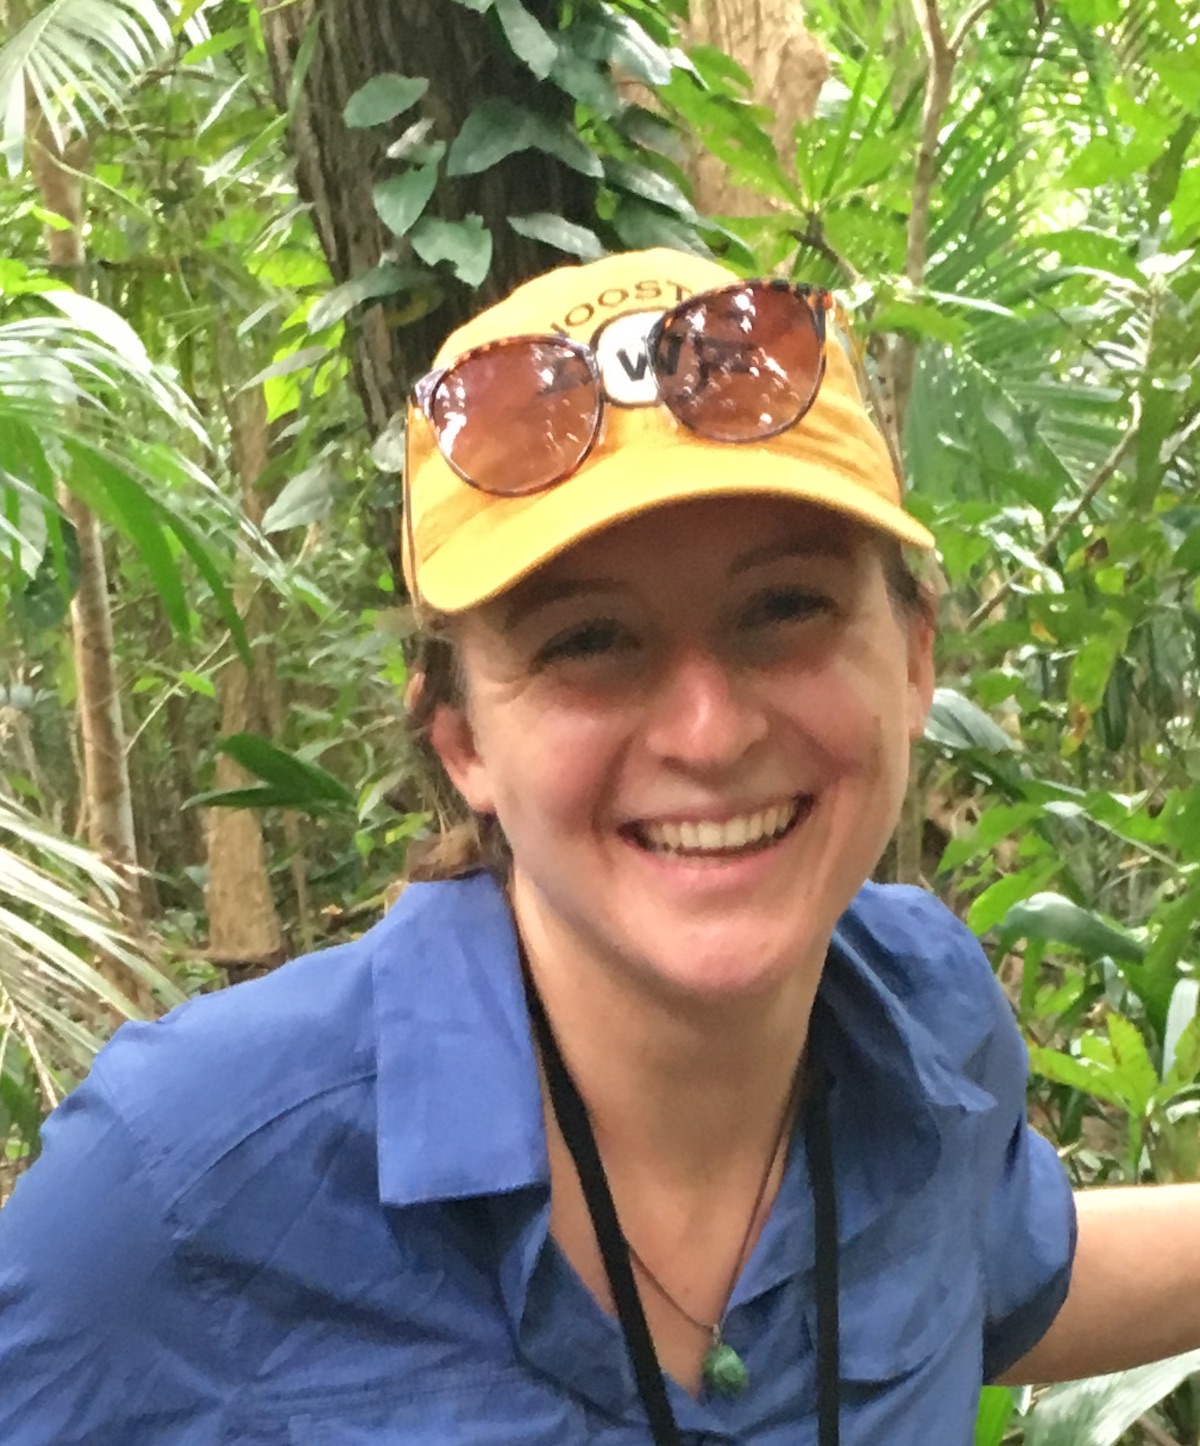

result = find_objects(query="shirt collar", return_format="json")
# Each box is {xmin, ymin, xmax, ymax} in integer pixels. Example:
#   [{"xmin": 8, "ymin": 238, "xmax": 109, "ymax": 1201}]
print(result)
[
  {"xmin": 370, "ymin": 872, "xmax": 996, "ymax": 1231},
  {"xmin": 372, "ymin": 872, "xmax": 549, "ymax": 1209}
]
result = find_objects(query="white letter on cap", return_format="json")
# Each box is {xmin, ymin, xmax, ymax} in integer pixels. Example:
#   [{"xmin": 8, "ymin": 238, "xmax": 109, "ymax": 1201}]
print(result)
[{"xmin": 592, "ymin": 310, "xmax": 664, "ymax": 407}]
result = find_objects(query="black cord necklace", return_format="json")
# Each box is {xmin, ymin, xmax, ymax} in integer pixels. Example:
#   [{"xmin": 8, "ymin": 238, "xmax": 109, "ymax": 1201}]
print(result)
[{"xmin": 520, "ymin": 957, "xmax": 841, "ymax": 1446}]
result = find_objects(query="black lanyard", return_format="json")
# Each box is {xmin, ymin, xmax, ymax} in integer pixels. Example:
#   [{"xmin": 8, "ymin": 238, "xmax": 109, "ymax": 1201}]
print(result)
[{"xmin": 521, "ymin": 961, "xmax": 840, "ymax": 1446}]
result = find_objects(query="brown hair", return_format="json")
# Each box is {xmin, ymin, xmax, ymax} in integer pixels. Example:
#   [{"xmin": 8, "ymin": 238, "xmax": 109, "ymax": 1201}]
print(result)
[
  {"xmin": 403, "ymin": 625, "xmax": 513, "ymax": 883},
  {"xmin": 401, "ymin": 540, "xmax": 935, "ymax": 884}
]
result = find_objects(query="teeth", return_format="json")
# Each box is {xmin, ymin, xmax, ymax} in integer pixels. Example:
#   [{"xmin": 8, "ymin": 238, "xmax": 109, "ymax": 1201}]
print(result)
[{"xmin": 641, "ymin": 802, "xmax": 800, "ymax": 855}]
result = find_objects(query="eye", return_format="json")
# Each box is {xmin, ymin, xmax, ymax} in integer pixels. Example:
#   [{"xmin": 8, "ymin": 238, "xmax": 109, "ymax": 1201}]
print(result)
[
  {"xmin": 741, "ymin": 586, "xmax": 833, "ymax": 629},
  {"xmin": 534, "ymin": 617, "xmax": 634, "ymax": 666}
]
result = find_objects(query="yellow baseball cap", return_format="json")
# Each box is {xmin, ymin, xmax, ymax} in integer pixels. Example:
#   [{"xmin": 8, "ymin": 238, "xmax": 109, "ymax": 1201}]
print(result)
[{"xmin": 404, "ymin": 248, "xmax": 934, "ymax": 613}]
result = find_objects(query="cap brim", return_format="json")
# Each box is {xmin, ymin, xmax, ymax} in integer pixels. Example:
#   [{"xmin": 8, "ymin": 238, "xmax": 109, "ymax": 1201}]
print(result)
[{"xmin": 419, "ymin": 441, "xmax": 936, "ymax": 614}]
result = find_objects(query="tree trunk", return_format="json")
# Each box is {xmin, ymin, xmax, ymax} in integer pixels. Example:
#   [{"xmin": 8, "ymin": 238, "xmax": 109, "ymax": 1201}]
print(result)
[
  {"xmin": 29, "ymin": 117, "xmax": 146, "ymax": 923},
  {"xmin": 256, "ymin": 0, "xmax": 593, "ymax": 435},
  {"xmin": 686, "ymin": 0, "xmax": 829, "ymax": 217},
  {"xmin": 203, "ymin": 380, "xmax": 286, "ymax": 975}
]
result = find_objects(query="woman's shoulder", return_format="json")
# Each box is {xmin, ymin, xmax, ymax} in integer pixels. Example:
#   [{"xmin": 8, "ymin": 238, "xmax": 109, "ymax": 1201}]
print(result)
[
  {"xmin": 834, "ymin": 882, "xmax": 1020, "ymax": 1082},
  {"xmin": 839, "ymin": 881, "xmax": 988, "ymax": 978},
  {"xmin": 79, "ymin": 873, "xmax": 511, "ymax": 1191},
  {"xmin": 81, "ymin": 929, "xmax": 380, "ymax": 1189}
]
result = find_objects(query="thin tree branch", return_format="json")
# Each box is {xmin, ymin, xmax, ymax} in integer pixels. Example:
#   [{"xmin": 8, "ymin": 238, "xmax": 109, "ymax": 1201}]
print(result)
[
  {"xmin": 884, "ymin": 0, "xmax": 1008, "ymax": 436},
  {"xmin": 949, "ymin": 0, "xmax": 1004, "ymax": 56},
  {"xmin": 791, "ymin": 212, "xmax": 862, "ymax": 286},
  {"xmin": 123, "ymin": 634, "xmax": 240, "ymax": 759},
  {"xmin": 905, "ymin": 0, "xmax": 954, "ymax": 287},
  {"xmin": 966, "ymin": 400, "xmax": 1142, "ymax": 631},
  {"xmin": 1135, "ymin": 1411, "xmax": 1178, "ymax": 1446}
]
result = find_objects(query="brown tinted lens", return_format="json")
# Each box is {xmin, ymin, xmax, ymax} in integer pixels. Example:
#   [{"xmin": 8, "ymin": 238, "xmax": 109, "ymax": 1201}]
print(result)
[
  {"xmin": 429, "ymin": 338, "xmax": 600, "ymax": 496},
  {"xmin": 653, "ymin": 284, "xmax": 823, "ymax": 443}
]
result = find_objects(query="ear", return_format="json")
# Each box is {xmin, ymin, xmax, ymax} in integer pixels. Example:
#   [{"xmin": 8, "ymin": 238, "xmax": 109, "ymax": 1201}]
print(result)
[
  {"xmin": 905, "ymin": 612, "xmax": 936, "ymax": 743},
  {"xmin": 428, "ymin": 701, "xmax": 497, "ymax": 816}
]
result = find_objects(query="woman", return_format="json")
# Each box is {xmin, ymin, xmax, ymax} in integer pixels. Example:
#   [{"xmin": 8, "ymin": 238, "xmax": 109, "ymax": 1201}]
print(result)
[{"xmin": 0, "ymin": 248, "xmax": 1196, "ymax": 1445}]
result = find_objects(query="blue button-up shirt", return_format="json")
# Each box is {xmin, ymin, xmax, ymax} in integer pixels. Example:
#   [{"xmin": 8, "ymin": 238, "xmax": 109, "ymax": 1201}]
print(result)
[{"xmin": 0, "ymin": 875, "xmax": 1075, "ymax": 1445}]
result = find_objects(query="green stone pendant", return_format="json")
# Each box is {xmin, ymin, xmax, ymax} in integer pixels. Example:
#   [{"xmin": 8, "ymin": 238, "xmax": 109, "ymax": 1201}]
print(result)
[{"xmin": 703, "ymin": 1339, "xmax": 749, "ymax": 1397}]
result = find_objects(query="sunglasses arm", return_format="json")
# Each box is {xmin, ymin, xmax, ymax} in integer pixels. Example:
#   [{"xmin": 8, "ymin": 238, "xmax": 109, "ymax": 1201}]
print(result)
[{"xmin": 411, "ymin": 368, "xmax": 446, "ymax": 419}]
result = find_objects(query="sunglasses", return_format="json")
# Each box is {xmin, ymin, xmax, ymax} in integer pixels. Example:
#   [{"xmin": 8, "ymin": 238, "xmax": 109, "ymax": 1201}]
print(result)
[{"xmin": 408, "ymin": 279, "xmax": 834, "ymax": 499}]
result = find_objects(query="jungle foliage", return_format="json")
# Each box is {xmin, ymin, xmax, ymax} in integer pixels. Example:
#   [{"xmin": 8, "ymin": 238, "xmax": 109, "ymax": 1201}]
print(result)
[{"xmin": 0, "ymin": 0, "xmax": 1198, "ymax": 1440}]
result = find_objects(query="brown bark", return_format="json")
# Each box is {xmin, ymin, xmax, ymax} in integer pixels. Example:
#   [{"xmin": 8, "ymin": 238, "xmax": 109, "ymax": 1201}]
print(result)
[
  {"xmin": 256, "ymin": 0, "xmax": 593, "ymax": 437},
  {"xmin": 686, "ymin": 0, "xmax": 829, "ymax": 217},
  {"xmin": 28, "ymin": 114, "xmax": 146, "ymax": 923},
  {"xmin": 203, "ymin": 382, "xmax": 286, "ymax": 972},
  {"xmin": 881, "ymin": 0, "xmax": 1002, "ymax": 438}
]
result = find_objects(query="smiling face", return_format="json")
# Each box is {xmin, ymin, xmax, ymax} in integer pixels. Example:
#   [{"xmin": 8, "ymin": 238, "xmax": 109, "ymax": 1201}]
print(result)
[{"xmin": 429, "ymin": 496, "xmax": 935, "ymax": 1009}]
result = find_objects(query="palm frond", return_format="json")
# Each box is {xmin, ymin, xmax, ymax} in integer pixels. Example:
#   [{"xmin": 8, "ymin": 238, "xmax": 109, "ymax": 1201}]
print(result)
[
  {"xmin": 0, "ymin": 0, "xmax": 176, "ymax": 174},
  {"xmin": 0, "ymin": 793, "xmax": 186, "ymax": 1109}
]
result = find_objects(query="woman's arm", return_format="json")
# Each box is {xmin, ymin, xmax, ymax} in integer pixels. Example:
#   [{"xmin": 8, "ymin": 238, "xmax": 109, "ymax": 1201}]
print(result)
[
  {"xmin": 0, "ymin": 1068, "xmax": 224, "ymax": 1445},
  {"xmin": 1002, "ymin": 1184, "xmax": 1200, "ymax": 1384}
]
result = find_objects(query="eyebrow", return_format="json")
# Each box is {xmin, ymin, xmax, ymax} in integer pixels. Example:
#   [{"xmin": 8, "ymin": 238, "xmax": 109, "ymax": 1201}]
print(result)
[
  {"xmin": 501, "ymin": 577, "xmax": 626, "ymax": 632},
  {"xmin": 729, "ymin": 535, "xmax": 852, "ymax": 574}
]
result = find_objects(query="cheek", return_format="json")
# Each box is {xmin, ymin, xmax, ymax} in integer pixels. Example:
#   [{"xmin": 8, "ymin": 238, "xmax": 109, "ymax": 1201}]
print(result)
[
  {"xmin": 478, "ymin": 702, "xmax": 627, "ymax": 832},
  {"xmin": 777, "ymin": 658, "xmax": 912, "ymax": 781}
]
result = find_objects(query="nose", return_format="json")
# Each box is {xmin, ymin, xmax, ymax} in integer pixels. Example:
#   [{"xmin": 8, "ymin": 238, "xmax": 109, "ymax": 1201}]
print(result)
[{"xmin": 642, "ymin": 645, "xmax": 769, "ymax": 772}]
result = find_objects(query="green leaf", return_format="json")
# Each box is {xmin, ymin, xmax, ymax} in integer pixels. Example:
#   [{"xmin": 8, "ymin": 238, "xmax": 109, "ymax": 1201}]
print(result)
[
  {"xmin": 974, "ymin": 1386, "xmax": 1017, "ymax": 1446},
  {"xmin": 41, "ymin": 290, "xmax": 151, "ymax": 368},
  {"xmin": 494, "ymin": 0, "xmax": 558, "ymax": 79},
  {"xmin": 373, "ymin": 164, "xmax": 441, "ymax": 238},
  {"xmin": 244, "ymin": 344, "xmax": 329, "ymax": 388},
  {"xmin": 1067, "ymin": 615, "xmax": 1132, "ymax": 741},
  {"xmin": 160, "ymin": 511, "xmax": 251, "ymax": 666},
  {"xmin": 344, "ymin": 73, "xmax": 428, "ymax": 129},
  {"xmin": 178, "ymin": 671, "xmax": 215, "ymax": 699},
  {"xmin": 1029, "ymin": 1044, "xmax": 1128, "ymax": 1107},
  {"xmin": 508, "ymin": 212, "xmax": 605, "ymax": 260},
  {"xmin": 687, "ymin": 42, "xmax": 751, "ymax": 94},
  {"xmin": 1024, "ymin": 1350, "xmax": 1200, "ymax": 1446},
  {"xmin": 995, "ymin": 892, "xmax": 1144, "ymax": 964},
  {"xmin": 968, "ymin": 864, "xmax": 1060, "ymax": 936},
  {"xmin": 1105, "ymin": 1013, "xmax": 1159, "ymax": 1117},
  {"xmin": 261, "ymin": 460, "xmax": 338, "ymax": 533},
  {"xmin": 308, "ymin": 262, "xmax": 434, "ymax": 332},
  {"xmin": 62, "ymin": 441, "xmax": 190, "ymax": 637},
  {"xmin": 449, "ymin": 0, "xmax": 493, "ymax": 9},
  {"xmin": 181, "ymin": 28, "xmax": 250, "ymax": 65},
  {"xmin": 604, "ymin": 157, "xmax": 696, "ymax": 219},
  {"xmin": 189, "ymin": 783, "xmax": 316, "ymax": 812},
  {"xmin": 606, "ymin": 13, "xmax": 675, "ymax": 86},
  {"xmin": 447, "ymin": 98, "xmax": 603, "ymax": 178},
  {"xmin": 1171, "ymin": 162, "xmax": 1200, "ymax": 241},
  {"xmin": 549, "ymin": 48, "xmax": 621, "ymax": 114},
  {"xmin": 924, "ymin": 689, "xmax": 1018, "ymax": 754},
  {"xmin": 1140, "ymin": 877, "xmax": 1200, "ymax": 1039},
  {"xmin": 610, "ymin": 197, "xmax": 707, "ymax": 254},
  {"xmin": 410, "ymin": 215, "xmax": 494, "ymax": 287},
  {"xmin": 872, "ymin": 299, "xmax": 967, "ymax": 345},
  {"xmin": 1162, "ymin": 980, "xmax": 1200, "ymax": 1088},
  {"xmin": 213, "ymin": 734, "xmax": 356, "ymax": 810}
]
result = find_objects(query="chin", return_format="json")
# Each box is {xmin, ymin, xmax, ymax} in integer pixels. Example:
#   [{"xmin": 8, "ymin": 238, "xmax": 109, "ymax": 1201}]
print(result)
[{"xmin": 629, "ymin": 928, "xmax": 820, "ymax": 1007}]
